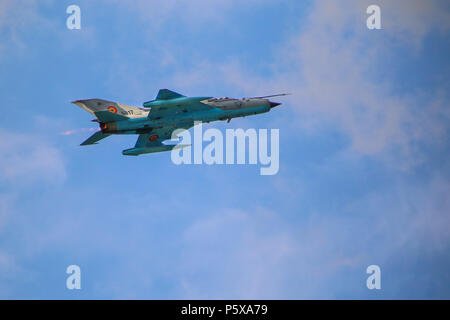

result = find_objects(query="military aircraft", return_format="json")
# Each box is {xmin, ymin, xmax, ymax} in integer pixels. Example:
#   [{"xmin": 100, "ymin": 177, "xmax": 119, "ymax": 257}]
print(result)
[{"xmin": 72, "ymin": 89, "xmax": 287, "ymax": 156}]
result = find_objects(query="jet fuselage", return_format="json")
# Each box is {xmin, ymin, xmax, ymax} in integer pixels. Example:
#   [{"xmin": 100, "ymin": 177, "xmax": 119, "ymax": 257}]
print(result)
[
  {"xmin": 100, "ymin": 97, "xmax": 279, "ymax": 135},
  {"xmin": 72, "ymin": 89, "xmax": 285, "ymax": 155}
]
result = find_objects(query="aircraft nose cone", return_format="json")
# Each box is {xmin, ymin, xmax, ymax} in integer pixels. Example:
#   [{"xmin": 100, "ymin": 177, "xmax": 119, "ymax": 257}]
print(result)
[{"xmin": 269, "ymin": 101, "xmax": 281, "ymax": 108}]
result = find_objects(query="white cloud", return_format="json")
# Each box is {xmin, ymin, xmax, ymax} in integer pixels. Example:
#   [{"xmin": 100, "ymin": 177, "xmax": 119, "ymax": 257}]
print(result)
[
  {"xmin": 0, "ymin": 0, "xmax": 97, "ymax": 59},
  {"xmin": 107, "ymin": 0, "xmax": 277, "ymax": 28},
  {"xmin": 178, "ymin": 208, "xmax": 297, "ymax": 298},
  {"xmin": 0, "ymin": 0, "xmax": 48, "ymax": 56},
  {"xmin": 176, "ymin": 173, "xmax": 450, "ymax": 298},
  {"xmin": 280, "ymin": 0, "xmax": 449, "ymax": 163},
  {"xmin": 150, "ymin": 0, "xmax": 450, "ymax": 170},
  {"xmin": 0, "ymin": 131, "xmax": 66, "ymax": 185},
  {"xmin": 0, "ymin": 193, "xmax": 16, "ymax": 232},
  {"xmin": 379, "ymin": 0, "xmax": 450, "ymax": 45}
]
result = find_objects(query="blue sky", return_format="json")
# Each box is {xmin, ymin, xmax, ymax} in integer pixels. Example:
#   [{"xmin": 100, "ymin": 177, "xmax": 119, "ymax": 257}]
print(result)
[{"xmin": 0, "ymin": 0, "xmax": 449, "ymax": 299}]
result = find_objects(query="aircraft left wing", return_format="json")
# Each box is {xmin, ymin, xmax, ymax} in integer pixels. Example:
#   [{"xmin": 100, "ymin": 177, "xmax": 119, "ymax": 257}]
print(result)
[{"xmin": 122, "ymin": 124, "xmax": 193, "ymax": 156}]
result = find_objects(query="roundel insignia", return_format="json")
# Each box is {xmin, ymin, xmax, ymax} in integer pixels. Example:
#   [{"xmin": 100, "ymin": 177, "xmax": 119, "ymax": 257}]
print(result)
[
  {"xmin": 107, "ymin": 106, "xmax": 117, "ymax": 113},
  {"xmin": 149, "ymin": 134, "xmax": 159, "ymax": 142}
]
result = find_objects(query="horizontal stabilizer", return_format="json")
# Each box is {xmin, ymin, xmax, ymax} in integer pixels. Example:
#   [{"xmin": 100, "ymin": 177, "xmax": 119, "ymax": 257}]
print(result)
[
  {"xmin": 80, "ymin": 131, "xmax": 111, "ymax": 146},
  {"xmin": 122, "ymin": 144, "xmax": 190, "ymax": 156},
  {"xmin": 94, "ymin": 110, "xmax": 128, "ymax": 122}
]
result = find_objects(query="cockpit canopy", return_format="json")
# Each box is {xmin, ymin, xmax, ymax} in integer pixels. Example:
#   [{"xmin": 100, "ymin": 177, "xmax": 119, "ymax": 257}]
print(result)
[{"xmin": 207, "ymin": 97, "xmax": 238, "ymax": 102}]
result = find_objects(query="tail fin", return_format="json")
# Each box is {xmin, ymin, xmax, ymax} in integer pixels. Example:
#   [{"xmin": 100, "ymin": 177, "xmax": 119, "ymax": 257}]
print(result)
[{"xmin": 72, "ymin": 99, "xmax": 149, "ymax": 119}]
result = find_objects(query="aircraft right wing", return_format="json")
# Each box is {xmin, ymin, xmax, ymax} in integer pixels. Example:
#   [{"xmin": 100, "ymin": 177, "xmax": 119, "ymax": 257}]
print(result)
[
  {"xmin": 144, "ymin": 89, "xmax": 216, "ymax": 119},
  {"xmin": 147, "ymin": 100, "xmax": 216, "ymax": 119}
]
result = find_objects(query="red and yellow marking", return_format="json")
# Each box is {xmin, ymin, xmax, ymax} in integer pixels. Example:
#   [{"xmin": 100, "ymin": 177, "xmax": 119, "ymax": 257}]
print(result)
[
  {"xmin": 149, "ymin": 134, "xmax": 159, "ymax": 142},
  {"xmin": 107, "ymin": 106, "xmax": 118, "ymax": 113}
]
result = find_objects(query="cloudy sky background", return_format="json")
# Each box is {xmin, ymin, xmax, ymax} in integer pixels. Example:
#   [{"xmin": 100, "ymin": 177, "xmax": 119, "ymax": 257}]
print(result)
[{"xmin": 0, "ymin": 0, "xmax": 449, "ymax": 299}]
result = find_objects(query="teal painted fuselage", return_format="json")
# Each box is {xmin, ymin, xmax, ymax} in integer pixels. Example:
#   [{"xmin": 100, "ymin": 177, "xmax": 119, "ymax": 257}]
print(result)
[
  {"xmin": 109, "ymin": 103, "xmax": 271, "ymax": 135},
  {"xmin": 72, "ymin": 89, "xmax": 285, "ymax": 156}
]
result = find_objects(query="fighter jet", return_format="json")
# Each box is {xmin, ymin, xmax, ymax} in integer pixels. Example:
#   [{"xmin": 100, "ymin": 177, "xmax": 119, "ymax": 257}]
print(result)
[{"xmin": 72, "ymin": 89, "xmax": 287, "ymax": 156}]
